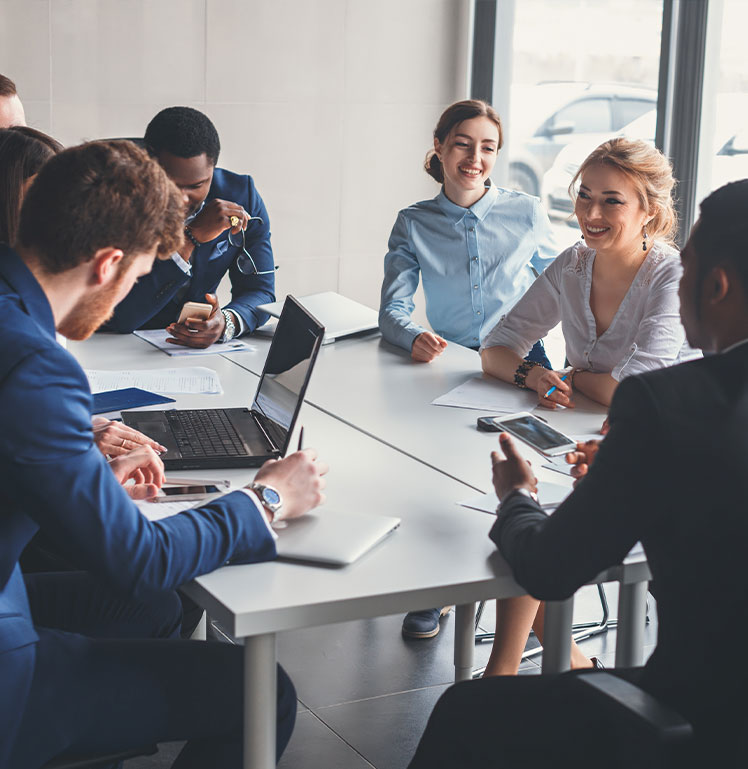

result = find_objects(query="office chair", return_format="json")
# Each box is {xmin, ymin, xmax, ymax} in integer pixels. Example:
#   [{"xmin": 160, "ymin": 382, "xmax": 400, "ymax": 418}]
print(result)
[
  {"xmin": 41, "ymin": 744, "xmax": 157, "ymax": 769},
  {"xmin": 570, "ymin": 672, "xmax": 693, "ymax": 769}
]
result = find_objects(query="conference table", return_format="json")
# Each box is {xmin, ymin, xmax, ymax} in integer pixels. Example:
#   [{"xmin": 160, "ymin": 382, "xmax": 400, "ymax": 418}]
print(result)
[{"xmin": 70, "ymin": 330, "xmax": 651, "ymax": 769}]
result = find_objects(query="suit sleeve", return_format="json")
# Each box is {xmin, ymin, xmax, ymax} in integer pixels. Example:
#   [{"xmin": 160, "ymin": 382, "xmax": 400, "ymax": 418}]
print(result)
[
  {"xmin": 0, "ymin": 346, "xmax": 277, "ymax": 598},
  {"xmin": 490, "ymin": 375, "xmax": 659, "ymax": 599},
  {"xmin": 103, "ymin": 258, "xmax": 191, "ymax": 333},
  {"xmin": 224, "ymin": 176, "xmax": 276, "ymax": 334}
]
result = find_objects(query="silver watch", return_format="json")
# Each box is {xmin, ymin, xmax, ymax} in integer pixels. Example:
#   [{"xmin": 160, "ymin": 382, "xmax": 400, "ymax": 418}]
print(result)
[
  {"xmin": 250, "ymin": 481, "xmax": 283, "ymax": 517},
  {"xmin": 221, "ymin": 309, "xmax": 236, "ymax": 342}
]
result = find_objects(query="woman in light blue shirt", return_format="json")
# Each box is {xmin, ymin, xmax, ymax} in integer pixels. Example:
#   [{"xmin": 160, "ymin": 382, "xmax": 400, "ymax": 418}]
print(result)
[
  {"xmin": 380, "ymin": 100, "xmax": 558, "ymax": 640},
  {"xmin": 379, "ymin": 99, "xmax": 558, "ymax": 364}
]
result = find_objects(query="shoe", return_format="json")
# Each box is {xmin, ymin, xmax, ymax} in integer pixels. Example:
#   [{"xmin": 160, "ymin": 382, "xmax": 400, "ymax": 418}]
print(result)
[
  {"xmin": 402, "ymin": 607, "xmax": 452, "ymax": 639},
  {"xmin": 590, "ymin": 656, "xmax": 605, "ymax": 669}
]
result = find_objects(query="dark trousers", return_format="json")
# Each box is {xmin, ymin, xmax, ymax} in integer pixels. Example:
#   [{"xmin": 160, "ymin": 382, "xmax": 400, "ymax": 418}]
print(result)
[
  {"xmin": 407, "ymin": 669, "xmax": 643, "ymax": 769},
  {"xmin": 7, "ymin": 573, "xmax": 296, "ymax": 769}
]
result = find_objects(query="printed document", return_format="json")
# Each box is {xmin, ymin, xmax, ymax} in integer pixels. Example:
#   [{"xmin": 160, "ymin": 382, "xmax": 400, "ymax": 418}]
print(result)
[
  {"xmin": 432, "ymin": 376, "xmax": 538, "ymax": 413},
  {"xmin": 134, "ymin": 328, "xmax": 255, "ymax": 357},
  {"xmin": 86, "ymin": 367, "xmax": 223, "ymax": 395}
]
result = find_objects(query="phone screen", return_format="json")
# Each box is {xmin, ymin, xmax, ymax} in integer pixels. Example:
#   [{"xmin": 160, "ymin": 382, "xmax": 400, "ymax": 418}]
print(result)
[
  {"xmin": 497, "ymin": 415, "xmax": 574, "ymax": 452},
  {"xmin": 161, "ymin": 484, "xmax": 220, "ymax": 496}
]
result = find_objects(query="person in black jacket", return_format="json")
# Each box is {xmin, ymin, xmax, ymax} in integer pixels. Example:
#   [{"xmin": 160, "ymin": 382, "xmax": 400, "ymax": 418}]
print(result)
[{"xmin": 408, "ymin": 179, "xmax": 748, "ymax": 769}]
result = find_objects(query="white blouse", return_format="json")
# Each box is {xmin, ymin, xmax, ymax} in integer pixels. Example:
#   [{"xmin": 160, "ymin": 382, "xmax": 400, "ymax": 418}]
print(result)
[{"xmin": 481, "ymin": 240, "xmax": 700, "ymax": 381}]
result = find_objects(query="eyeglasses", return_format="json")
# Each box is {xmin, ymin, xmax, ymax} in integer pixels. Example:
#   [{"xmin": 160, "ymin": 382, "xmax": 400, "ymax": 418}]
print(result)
[{"xmin": 227, "ymin": 216, "xmax": 278, "ymax": 276}]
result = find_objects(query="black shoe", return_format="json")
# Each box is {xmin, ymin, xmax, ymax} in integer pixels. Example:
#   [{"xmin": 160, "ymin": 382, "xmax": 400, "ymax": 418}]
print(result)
[
  {"xmin": 590, "ymin": 656, "xmax": 605, "ymax": 669},
  {"xmin": 402, "ymin": 607, "xmax": 452, "ymax": 639}
]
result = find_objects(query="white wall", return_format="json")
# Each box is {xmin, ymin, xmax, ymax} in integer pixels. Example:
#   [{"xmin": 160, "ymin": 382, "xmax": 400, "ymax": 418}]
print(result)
[{"xmin": 0, "ymin": 0, "xmax": 471, "ymax": 318}]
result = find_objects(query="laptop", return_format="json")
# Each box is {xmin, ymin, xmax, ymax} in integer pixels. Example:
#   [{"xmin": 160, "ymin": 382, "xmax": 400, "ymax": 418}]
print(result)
[
  {"xmin": 257, "ymin": 292, "xmax": 378, "ymax": 344},
  {"xmin": 275, "ymin": 509, "xmax": 401, "ymax": 566},
  {"xmin": 122, "ymin": 296, "xmax": 325, "ymax": 470}
]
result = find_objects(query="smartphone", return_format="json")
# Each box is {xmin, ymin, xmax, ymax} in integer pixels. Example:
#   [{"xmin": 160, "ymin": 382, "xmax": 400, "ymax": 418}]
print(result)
[
  {"xmin": 491, "ymin": 412, "xmax": 577, "ymax": 457},
  {"xmin": 155, "ymin": 484, "xmax": 222, "ymax": 502},
  {"xmin": 177, "ymin": 301, "xmax": 213, "ymax": 325},
  {"xmin": 477, "ymin": 415, "xmax": 503, "ymax": 432}
]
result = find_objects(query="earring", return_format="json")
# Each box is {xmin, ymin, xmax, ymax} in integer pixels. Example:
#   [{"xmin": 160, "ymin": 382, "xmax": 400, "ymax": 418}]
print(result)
[{"xmin": 642, "ymin": 227, "xmax": 648, "ymax": 252}]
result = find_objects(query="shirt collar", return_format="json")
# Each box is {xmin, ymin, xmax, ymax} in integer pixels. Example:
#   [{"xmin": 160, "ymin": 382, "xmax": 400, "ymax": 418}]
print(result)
[
  {"xmin": 436, "ymin": 181, "xmax": 499, "ymax": 223},
  {"xmin": 0, "ymin": 245, "xmax": 57, "ymax": 338}
]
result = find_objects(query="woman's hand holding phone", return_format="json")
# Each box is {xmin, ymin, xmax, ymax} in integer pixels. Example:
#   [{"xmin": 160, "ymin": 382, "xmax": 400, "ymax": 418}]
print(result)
[{"xmin": 107, "ymin": 445, "xmax": 165, "ymax": 500}]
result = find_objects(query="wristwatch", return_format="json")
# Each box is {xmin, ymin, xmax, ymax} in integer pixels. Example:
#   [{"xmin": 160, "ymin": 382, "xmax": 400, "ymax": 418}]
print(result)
[
  {"xmin": 221, "ymin": 309, "xmax": 236, "ymax": 342},
  {"xmin": 500, "ymin": 487, "xmax": 539, "ymax": 507},
  {"xmin": 249, "ymin": 481, "xmax": 283, "ymax": 519}
]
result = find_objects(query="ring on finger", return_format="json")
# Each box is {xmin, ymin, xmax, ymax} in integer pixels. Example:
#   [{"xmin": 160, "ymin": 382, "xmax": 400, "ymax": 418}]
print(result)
[
  {"xmin": 121, "ymin": 438, "xmax": 126, "ymax": 448},
  {"xmin": 229, "ymin": 215, "xmax": 240, "ymax": 228}
]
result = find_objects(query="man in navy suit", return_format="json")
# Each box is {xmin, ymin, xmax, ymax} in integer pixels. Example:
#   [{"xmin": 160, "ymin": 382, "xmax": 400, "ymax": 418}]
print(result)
[
  {"xmin": 409, "ymin": 180, "xmax": 748, "ymax": 768},
  {"xmin": 0, "ymin": 139, "xmax": 327, "ymax": 768},
  {"xmin": 106, "ymin": 106, "xmax": 275, "ymax": 348}
]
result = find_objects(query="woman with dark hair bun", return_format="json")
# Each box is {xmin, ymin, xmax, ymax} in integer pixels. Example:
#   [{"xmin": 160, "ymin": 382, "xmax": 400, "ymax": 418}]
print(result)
[
  {"xmin": 379, "ymin": 99, "xmax": 557, "ymax": 366},
  {"xmin": 379, "ymin": 100, "xmax": 558, "ymax": 640},
  {"xmin": 0, "ymin": 126, "xmax": 63, "ymax": 245}
]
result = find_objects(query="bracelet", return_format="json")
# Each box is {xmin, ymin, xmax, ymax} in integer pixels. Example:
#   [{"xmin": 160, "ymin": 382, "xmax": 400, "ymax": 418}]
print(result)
[
  {"xmin": 184, "ymin": 226, "xmax": 202, "ymax": 248},
  {"xmin": 513, "ymin": 359, "xmax": 541, "ymax": 389}
]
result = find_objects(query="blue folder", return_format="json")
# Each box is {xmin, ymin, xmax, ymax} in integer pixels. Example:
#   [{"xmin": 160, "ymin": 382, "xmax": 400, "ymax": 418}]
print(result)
[{"xmin": 92, "ymin": 387, "xmax": 176, "ymax": 415}]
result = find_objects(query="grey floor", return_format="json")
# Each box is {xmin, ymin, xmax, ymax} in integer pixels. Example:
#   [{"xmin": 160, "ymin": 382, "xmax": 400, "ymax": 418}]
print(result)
[{"xmin": 125, "ymin": 584, "xmax": 657, "ymax": 769}]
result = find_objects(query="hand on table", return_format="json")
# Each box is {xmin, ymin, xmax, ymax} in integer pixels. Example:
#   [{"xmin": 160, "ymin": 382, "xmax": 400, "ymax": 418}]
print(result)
[
  {"xmin": 92, "ymin": 416, "xmax": 166, "ymax": 457},
  {"xmin": 565, "ymin": 440, "xmax": 601, "ymax": 486},
  {"xmin": 532, "ymin": 367, "xmax": 574, "ymax": 410},
  {"xmin": 189, "ymin": 198, "xmax": 250, "ymax": 244},
  {"xmin": 250, "ymin": 448, "xmax": 329, "ymax": 522},
  {"xmin": 490, "ymin": 433, "xmax": 538, "ymax": 500},
  {"xmin": 108, "ymin": 445, "xmax": 165, "ymax": 499},
  {"xmin": 411, "ymin": 332, "xmax": 447, "ymax": 363},
  {"xmin": 166, "ymin": 293, "xmax": 226, "ymax": 349}
]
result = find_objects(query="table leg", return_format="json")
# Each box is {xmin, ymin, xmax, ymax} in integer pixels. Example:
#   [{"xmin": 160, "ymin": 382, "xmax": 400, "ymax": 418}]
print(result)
[
  {"xmin": 454, "ymin": 603, "xmax": 476, "ymax": 681},
  {"xmin": 244, "ymin": 633, "xmax": 277, "ymax": 769},
  {"xmin": 615, "ymin": 580, "xmax": 648, "ymax": 668},
  {"xmin": 541, "ymin": 597, "xmax": 574, "ymax": 674}
]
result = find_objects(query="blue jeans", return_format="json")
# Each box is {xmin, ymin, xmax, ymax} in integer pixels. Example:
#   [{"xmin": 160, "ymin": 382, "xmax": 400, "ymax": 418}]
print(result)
[{"xmin": 525, "ymin": 339, "xmax": 552, "ymax": 369}]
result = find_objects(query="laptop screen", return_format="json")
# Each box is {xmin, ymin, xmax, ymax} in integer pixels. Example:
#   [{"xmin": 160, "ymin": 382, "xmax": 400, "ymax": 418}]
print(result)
[{"xmin": 251, "ymin": 296, "xmax": 325, "ymax": 453}]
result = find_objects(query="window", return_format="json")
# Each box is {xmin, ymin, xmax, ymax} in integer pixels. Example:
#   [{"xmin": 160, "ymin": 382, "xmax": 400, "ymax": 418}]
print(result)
[{"xmin": 547, "ymin": 98, "xmax": 613, "ymax": 135}]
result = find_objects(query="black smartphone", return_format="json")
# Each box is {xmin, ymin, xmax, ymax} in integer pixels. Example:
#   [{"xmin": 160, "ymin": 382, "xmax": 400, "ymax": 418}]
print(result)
[
  {"xmin": 156, "ymin": 484, "xmax": 221, "ymax": 502},
  {"xmin": 476, "ymin": 416, "xmax": 502, "ymax": 432}
]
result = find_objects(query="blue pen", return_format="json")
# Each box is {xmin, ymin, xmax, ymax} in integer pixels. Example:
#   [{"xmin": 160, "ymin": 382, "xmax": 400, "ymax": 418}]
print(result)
[{"xmin": 544, "ymin": 372, "xmax": 569, "ymax": 399}]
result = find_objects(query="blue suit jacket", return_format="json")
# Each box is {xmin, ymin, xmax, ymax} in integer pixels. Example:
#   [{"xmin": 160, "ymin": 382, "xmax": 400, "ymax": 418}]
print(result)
[
  {"xmin": 0, "ymin": 246, "xmax": 276, "ymax": 765},
  {"xmin": 105, "ymin": 168, "xmax": 275, "ymax": 334}
]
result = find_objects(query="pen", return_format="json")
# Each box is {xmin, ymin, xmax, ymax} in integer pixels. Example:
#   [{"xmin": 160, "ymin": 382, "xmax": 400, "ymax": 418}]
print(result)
[
  {"xmin": 544, "ymin": 372, "xmax": 569, "ymax": 399},
  {"xmin": 297, "ymin": 426, "xmax": 304, "ymax": 451}
]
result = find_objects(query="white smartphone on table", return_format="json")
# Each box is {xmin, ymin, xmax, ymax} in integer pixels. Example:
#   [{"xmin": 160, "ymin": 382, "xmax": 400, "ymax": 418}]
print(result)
[{"xmin": 490, "ymin": 412, "xmax": 577, "ymax": 457}]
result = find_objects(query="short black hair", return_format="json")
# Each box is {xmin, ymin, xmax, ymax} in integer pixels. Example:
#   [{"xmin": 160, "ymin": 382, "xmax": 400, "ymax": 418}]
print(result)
[
  {"xmin": 692, "ymin": 179, "xmax": 748, "ymax": 295},
  {"xmin": 144, "ymin": 106, "xmax": 220, "ymax": 166},
  {"xmin": 0, "ymin": 74, "xmax": 17, "ymax": 97}
]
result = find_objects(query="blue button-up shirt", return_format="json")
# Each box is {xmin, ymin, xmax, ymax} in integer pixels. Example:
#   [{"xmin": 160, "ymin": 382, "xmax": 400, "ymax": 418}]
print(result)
[{"xmin": 379, "ymin": 183, "xmax": 558, "ymax": 350}]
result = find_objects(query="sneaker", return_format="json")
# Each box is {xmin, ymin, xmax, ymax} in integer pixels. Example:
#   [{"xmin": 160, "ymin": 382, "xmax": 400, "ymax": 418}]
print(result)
[{"xmin": 402, "ymin": 607, "xmax": 452, "ymax": 639}]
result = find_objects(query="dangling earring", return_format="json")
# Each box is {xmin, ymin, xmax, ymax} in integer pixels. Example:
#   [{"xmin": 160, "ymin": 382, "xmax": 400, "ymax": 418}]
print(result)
[{"xmin": 642, "ymin": 227, "xmax": 648, "ymax": 252}]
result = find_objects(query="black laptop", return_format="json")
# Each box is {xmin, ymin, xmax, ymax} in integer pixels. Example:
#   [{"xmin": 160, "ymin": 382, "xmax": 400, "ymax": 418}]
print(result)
[{"xmin": 122, "ymin": 296, "xmax": 325, "ymax": 470}]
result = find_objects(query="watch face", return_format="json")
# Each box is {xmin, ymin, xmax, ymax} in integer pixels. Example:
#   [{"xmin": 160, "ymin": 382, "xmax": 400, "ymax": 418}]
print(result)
[{"xmin": 262, "ymin": 488, "xmax": 281, "ymax": 506}]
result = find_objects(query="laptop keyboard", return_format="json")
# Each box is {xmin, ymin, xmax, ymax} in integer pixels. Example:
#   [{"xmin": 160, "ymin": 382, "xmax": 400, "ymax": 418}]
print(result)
[{"xmin": 167, "ymin": 410, "xmax": 250, "ymax": 457}]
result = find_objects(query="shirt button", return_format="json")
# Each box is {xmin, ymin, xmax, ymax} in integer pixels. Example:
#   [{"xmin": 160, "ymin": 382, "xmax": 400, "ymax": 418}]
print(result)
[
  {"xmin": 468, "ymin": 226, "xmax": 475, "ymax": 232},
  {"xmin": 473, "ymin": 285, "xmax": 479, "ymax": 289},
  {"xmin": 473, "ymin": 257, "xmax": 478, "ymax": 262},
  {"xmin": 476, "ymin": 310, "xmax": 481, "ymax": 315}
]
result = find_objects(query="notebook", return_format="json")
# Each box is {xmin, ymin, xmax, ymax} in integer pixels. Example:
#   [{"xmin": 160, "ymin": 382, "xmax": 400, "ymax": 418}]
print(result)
[
  {"xmin": 122, "ymin": 296, "xmax": 325, "ymax": 470},
  {"xmin": 257, "ymin": 292, "xmax": 378, "ymax": 344},
  {"xmin": 275, "ymin": 509, "xmax": 401, "ymax": 566}
]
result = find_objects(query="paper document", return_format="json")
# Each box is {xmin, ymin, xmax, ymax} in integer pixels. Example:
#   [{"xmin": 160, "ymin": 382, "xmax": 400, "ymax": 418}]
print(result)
[
  {"xmin": 459, "ymin": 480, "xmax": 573, "ymax": 516},
  {"xmin": 86, "ymin": 367, "xmax": 223, "ymax": 395},
  {"xmin": 432, "ymin": 376, "xmax": 538, "ymax": 413},
  {"xmin": 134, "ymin": 328, "xmax": 255, "ymax": 357},
  {"xmin": 135, "ymin": 499, "xmax": 195, "ymax": 522}
]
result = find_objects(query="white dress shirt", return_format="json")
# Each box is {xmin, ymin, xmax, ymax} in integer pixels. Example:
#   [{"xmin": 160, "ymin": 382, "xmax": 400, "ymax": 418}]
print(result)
[{"xmin": 482, "ymin": 240, "xmax": 700, "ymax": 380}]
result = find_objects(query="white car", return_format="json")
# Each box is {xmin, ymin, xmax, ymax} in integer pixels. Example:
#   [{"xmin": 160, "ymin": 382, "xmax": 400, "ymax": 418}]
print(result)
[{"xmin": 542, "ymin": 96, "xmax": 748, "ymax": 223}]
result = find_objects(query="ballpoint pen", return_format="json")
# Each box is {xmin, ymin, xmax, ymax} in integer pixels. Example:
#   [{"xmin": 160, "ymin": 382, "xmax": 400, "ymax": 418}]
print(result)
[
  {"xmin": 297, "ymin": 426, "xmax": 304, "ymax": 451},
  {"xmin": 544, "ymin": 372, "xmax": 570, "ymax": 399}
]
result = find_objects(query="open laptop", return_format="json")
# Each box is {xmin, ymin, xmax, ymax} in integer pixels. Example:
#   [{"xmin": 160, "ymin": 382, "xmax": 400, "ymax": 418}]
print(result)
[
  {"xmin": 275, "ymin": 509, "xmax": 401, "ymax": 566},
  {"xmin": 122, "ymin": 296, "xmax": 325, "ymax": 470},
  {"xmin": 257, "ymin": 292, "xmax": 378, "ymax": 344}
]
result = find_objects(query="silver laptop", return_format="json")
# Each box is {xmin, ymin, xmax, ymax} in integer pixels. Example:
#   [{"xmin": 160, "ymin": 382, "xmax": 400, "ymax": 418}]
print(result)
[
  {"xmin": 258, "ymin": 292, "xmax": 378, "ymax": 344},
  {"xmin": 275, "ymin": 509, "xmax": 401, "ymax": 566},
  {"xmin": 122, "ymin": 296, "xmax": 324, "ymax": 470}
]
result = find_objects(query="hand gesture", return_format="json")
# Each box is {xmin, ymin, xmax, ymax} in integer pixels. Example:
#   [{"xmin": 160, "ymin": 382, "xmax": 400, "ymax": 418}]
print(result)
[
  {"xmin": 189, "ymin": 198, "xmax": 250, "ymax": 244},
  {"xmin": 166, "ymin": 293, "xmax": 226, "ymax": 349},
  {"xmin": 107, "ymin": 445, "xmax": 165, "ymax": 499},
  {"xmin": 411, "ymin": 332, "xmax": 448, "ymax": 363},
  {"xmin": 251, "ymin": 448, "xmax": 329, "ymax": 522},
  {"xmin": 92, "ymin": 416, "xmax": 166, "ymax": 457},
  {"xmin": 490, "ymin": 433, "xmax": 538, "ymax": 501},
  {"xmin": 534, "ymin": 368, "xmax": 574, "ymax": 410},
  {"xmin": 565, "ymin": 440, "xmax": 601, "ymax": 485}
]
